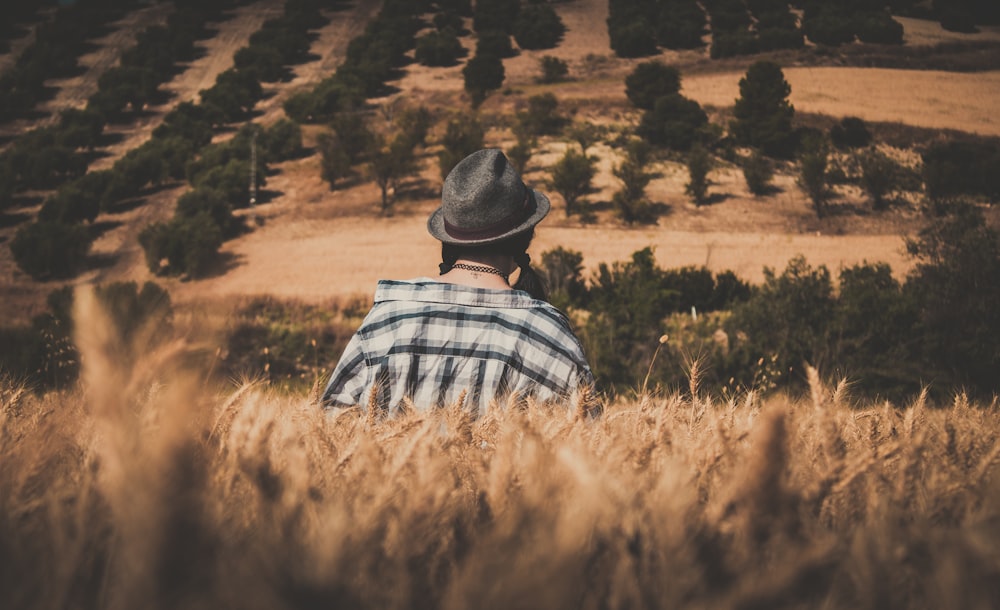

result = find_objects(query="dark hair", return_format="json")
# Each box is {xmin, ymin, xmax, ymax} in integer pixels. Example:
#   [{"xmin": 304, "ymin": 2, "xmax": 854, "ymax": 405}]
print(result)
[{"xmin": 440, "ymin": 230, "xmax": 547, "ymax": 301}]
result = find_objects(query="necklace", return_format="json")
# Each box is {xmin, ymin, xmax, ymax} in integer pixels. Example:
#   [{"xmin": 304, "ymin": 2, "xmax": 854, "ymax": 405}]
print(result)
[{"xmin": 450, "ymin": 263, "xmax": 509, "ymax": 281}]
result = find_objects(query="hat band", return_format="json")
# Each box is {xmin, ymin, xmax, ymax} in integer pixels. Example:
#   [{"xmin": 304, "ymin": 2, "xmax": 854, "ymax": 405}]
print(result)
[{"xmin": 443, "ymin": 191, "xmax": 535, "ymax": 241}]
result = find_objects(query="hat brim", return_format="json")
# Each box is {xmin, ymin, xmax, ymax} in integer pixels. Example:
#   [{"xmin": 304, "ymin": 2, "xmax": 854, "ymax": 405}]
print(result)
[{"xmin": 427, "ymin": 189, "xmax": 550, "ymax": 246}]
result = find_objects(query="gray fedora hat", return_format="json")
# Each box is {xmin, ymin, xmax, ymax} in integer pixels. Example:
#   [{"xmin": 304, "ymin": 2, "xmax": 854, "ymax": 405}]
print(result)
[{"xmin": 428, "ymin": 149, "xmax": 550, "ymax": 245}]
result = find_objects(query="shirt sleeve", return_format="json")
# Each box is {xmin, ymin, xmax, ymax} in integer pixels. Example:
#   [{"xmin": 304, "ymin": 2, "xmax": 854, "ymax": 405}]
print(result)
[{"xmin": 321, "ymin": 331, "xmax": 369, "ymax": 408}]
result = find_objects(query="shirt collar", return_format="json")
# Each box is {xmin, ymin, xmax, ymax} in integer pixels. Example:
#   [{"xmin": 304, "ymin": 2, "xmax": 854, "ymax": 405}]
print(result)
[{"xmin": 374, "ymin": 278, "xmax": 540, "ymax": 309}]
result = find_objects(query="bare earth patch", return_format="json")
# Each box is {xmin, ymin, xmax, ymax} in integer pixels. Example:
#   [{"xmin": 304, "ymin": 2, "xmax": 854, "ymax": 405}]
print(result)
[{"xmin": 682, "ymin": 67, "xmax": 1000, "ymax": 137}]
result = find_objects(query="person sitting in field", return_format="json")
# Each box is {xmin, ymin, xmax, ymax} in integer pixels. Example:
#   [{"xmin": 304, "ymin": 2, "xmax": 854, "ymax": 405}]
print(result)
[{"xmin": 322, "ymin": 148, "xmax": 595, "ymax": 416}]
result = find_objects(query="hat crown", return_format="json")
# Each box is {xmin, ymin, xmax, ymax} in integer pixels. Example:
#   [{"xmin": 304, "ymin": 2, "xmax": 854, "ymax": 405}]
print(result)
[
  {"xmin": 441, "ymin": 149, "xmax": 528, "ymax": 232},
  {"xmin": 428, "ymin": 149, "xmax": 550, "ymax": 245}
]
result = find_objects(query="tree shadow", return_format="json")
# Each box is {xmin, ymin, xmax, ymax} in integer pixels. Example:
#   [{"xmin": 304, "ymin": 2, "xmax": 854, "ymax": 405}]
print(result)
[
  {"xmin": 397, "ymin": 177, "xmax": 437, "ymax": 201},
  {"xmin": 86, "ymin": 251, "xmax": 120, "ymax": 272},
  {"xmin": 96, "ymin": 131, "xmax": 127, "ymax": 147},
  {"xmin": 7, "ymin": 194, "xmax": 43, "ymax": 209},
  {"xmin": 0, "ymin": 211, "xmax": 31, "ymax": 229},
  {"xmin": 185, "ymin": 46, "xmax": 209, "ymax": 62},
  {"xmin": 87, "ymin": 220, "xmax": 123, "ymax": 240},
  {"xmin": 328, "ymin": 172, "xmax": 366, "ymax": 190},
  {"xmin": 147, "ymin": 87, "xmax": 178, "ymax": 107},
  {"xmin": 374, "ymin": 82, "xmax": 403, "ymax": 97},
  {"xmin": 103, "ymin": 196, "xmax": 151, "ymax": 215},
  {"xmin": 253, "ymin": 188, "xmax": 284, "ymax": 205},
  {"xmin": 197, "ymin": 251, "xmax": 245, "ymax": 279},
  {"xmin": 749, "ymin": 183, "xmax": 785, "ymax": 197},
  {"xmin": 12, "ymin": 107, "xmax": 51, "ymax": 122},
  {"xmin": 589, "ymin": 199, "xmax": 615, "ymax": 213},
  {"xmin": 649, "ymin": 201, "xmax": 673, "ymax": 218},
  {"xmin": 703, "ymin": 192, "xmax": 734, "ymax": 206},
  {"xmin": 282, "ymin": 145, "xmax": 316, "ymax": 161}
]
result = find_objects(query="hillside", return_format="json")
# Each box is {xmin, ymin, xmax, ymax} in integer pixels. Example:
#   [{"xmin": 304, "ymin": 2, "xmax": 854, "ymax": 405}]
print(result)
[{"xmin": 1, "ymin": 0, "xmax": 999, "ymax": 318}]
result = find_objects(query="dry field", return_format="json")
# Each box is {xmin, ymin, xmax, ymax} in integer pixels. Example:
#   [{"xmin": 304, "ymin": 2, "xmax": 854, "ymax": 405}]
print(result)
[{"xmin": 2, "ymin": 291, "xmax": 1000, "ymax": 609}]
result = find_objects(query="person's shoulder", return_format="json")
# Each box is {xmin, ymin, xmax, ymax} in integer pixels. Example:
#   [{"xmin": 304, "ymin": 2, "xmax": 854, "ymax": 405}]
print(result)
[
  {"xmin": 525, "ymin": 297, "xmax": 571, "ymax": 324},
  {"xmin": 519, "ymin": 299, "xmax": 581, "ymax": 340}
]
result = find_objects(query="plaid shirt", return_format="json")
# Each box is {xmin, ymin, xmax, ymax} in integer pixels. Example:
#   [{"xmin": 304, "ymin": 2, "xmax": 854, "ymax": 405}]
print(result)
[{"xmin": 322, "ymin": 279, "xmax": 594, "ymax": 415}]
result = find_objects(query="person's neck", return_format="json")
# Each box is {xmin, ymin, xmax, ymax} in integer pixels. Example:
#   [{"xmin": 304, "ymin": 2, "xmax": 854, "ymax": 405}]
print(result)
[{"xmin": 440, "ymin": 255, "xmax": 515, "ymax": 290}]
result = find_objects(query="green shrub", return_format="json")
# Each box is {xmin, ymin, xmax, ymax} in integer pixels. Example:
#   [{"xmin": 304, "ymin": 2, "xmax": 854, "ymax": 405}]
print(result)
[
  {"xmin": 221, "ymin": 297, "xmax": 354, "ymax": 387},
  {"xmin": 609, "ymin": 20, "xmax": 659, "ymax": 58},
  {"xmin": 433, "ymin": 12, "xmax": 466, "ymax": 34},
  {"xmin": 516, "ymin": 93, "xmax": 565, "ymax": 137},
  {"xmin": 317, "ymin": 131, "xmax": 353, "ymax": 189},
  {"xmin": 199, "ymin": 68, "xmax": 263, "ymax": 124},
  {"xmin": 937, "ymin": 4, "xmax": 978, "ymax": 33},
  {"xmin": 685, "ymin": 146, "xmax": 712, "ymax": 206},
  {"xmin": 549, "ymin": 148, "xmax": 596, "ymax": 217},
  {"xmin": 638, "ymin": 93, "xmax": 708, "ymax": 151},
  {"xmin": 473, "ymin": 0, "xmax": 519, "ymax": 33},
  {"xmin": 139, "ymin": 213, "xmax": 223, "ymax": 277},
  {"xmin": 803, "ymin": 8, "xmax": 856, "ymax": 45},
  {"xmin": 858, "ymin": 147, "xmax": 900, "ymax": 210},
  {"xmin": 10, "ymin": 221, "xmax": 94, "ymax": 280},
  {"xmin": 655, "ymin": 0, "xmax": 706, "ymax": 49},
  {"xmin": 612, "ymin": 141, "xmax": 657, "ymax": 224},
  {"xmin": 625, "ymin": 61, "xmax": 681, "ymax": 110},
  {"xmin": 730, "ymin": 61, "xmax": 795, "ymax": 158},
  {"xmin": 415, "ymin": 29, "xmax": 465, "ymax": 66},
  {"xmin": 855, "ymin": 12, "xmax": 905, "ymax": 44},
  {"xmin": 283, "ymin": 76, "xmax": 365, "ymax": 124},
  {"xmin": 152, "ymin": 102, "xmax": 215, "ymax": 147},
  {"xmin": 742, "ymin": 149, "xmax": 774, "ymax": 196},
  {"xmin": 189, "ymin": 159, "xmax": 257, "ymax": 208},
  {"xmin": 537, "ymin": 55, "xmax": 568, "ymax": 84},
  {"xmin": 710, "ymin": 30, "xmax": 760, "ymax": 59},
  {"xmin": 904, "ymin": 201, "xmax": 1000, "ymax": 396},
  {"xmin": 831, "ymin": 262, "xmax": 918, "ymax": 396},
  {"xmin": 56, "ymin": 107, "xmax": 106, "ymax": 149},
  {"xmin": 709, "ymin": 4, "xmax": 751, "ymax": 31},
  {"xmin": 539, "ymin": 246, "xmax": 588, "ymax": 312},
  {"xmin": 724, "ymin": 256, "xmax": 836, "ymax": 392},
  {"xmin": 463, "ymin": 53, "xmax": 505, "ymax": 106},
  {"xmin": 830, "ymin": 116, "xmax": 871, "ymax": 149},
  {"xmin": 797, "ymin": 134, "xmax": 830, "ymax": 217},
  {"xmin": 512, "ymin": 3, "xmax": 565, "ymax": 50},
  {"xmin": 233, "ymin": 44, "xmax": 285, "ymax": 82},
  {"xmin": 438, "ymin": 114, "xmax": 484, "ymax": 178},
  {"xmin": 922, "ymin": 139, "xmax": 1000, "ymax": 200},
  {"xmin": 584, "ymin": 248, "xmax": 676, "ymax": 387},
  {"xmin": 330, "ymin": 113, "xmax": 375, "ymax": 164},
  {"xmin": 757, "ymin": 26, "xmax": 804, "ymax": 51},
  {"xmin": 475, "ymin": 29, "xmax": 516, "ymax": 58},
  {"xmin": 38, "ymin": 183, "xmax": 101, "ymax": 224},
  {"xmin": 261, "ymin": 118, "xmax": 304, "ymax": 161},
  {"xmin": 175, "ymin": 188, "xmax": 240, "ymax": 237}
]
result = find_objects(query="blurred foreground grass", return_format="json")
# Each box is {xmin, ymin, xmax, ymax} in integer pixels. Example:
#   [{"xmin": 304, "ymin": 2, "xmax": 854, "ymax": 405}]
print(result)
[{"xmin": 2, "ymin": 290, "xmax": 999, "ymax": 610}]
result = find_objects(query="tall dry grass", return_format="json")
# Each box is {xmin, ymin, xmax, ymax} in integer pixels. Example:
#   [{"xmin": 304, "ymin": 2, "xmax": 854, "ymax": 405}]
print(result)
[{"xmin": 2, "ymin": 289, "xmax": 1000, "ymax": 609}]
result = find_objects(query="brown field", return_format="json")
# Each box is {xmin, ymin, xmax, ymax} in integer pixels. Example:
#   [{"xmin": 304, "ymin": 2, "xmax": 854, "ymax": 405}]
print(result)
[
  {"xmin": 682, "ymin": 67, "xmax": 1000, "ymax": 137},
  {"xmin": 2, "ymin": 298, "xmax": 1000, "ymax": 609}
]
